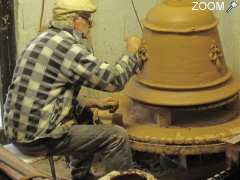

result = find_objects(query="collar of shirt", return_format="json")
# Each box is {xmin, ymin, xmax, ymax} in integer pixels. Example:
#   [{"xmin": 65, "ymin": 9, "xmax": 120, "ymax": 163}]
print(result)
[
  {"xmin": 49, "ymin": 21, "xmax": 84, "ymax": 43},
  {"xmin": 49, "ymin": 21, "xmax": 93, "ymax": 53}
]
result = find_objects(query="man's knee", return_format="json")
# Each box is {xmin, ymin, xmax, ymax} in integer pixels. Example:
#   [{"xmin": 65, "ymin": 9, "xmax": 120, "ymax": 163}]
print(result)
[{"xmin": 110, "ymin": 125, "xmax": 129, "ymax": 142}]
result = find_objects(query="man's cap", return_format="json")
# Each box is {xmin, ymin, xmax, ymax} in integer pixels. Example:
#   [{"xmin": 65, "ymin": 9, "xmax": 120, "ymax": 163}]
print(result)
[{"xmin": 53, "ymin": 0, "xmax": 97, "ymax": 22}]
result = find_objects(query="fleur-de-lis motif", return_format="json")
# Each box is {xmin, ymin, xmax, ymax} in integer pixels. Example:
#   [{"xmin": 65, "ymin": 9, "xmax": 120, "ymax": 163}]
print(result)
[{"xmin": 209, "ymin": 40, "xmax": 223, "ymax": 72}]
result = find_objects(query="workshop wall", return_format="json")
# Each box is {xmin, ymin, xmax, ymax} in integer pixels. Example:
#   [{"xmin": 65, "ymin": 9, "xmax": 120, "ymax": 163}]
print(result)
[
  {"xmin": 14, "ymin": 0, "xmax": 240, "ymax": 98},
  {"xmin": 14, "ymin": 0, "xmax": 55, "ymax": 53},
  {"xmin": 215, "ymin": 11, "xmax": 240, "ymax": 75}
]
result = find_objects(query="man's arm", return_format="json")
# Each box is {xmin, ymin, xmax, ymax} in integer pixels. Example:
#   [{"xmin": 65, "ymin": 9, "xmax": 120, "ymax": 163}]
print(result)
[{"xmin": 61, "ymin": 37, "xmax": 144, "ymax": 92}]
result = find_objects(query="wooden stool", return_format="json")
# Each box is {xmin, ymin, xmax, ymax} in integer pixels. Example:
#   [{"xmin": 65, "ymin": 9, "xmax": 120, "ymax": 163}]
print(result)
[{"xmin": 4, "ymin": 144, "xmax": 57, "ymax": 179}]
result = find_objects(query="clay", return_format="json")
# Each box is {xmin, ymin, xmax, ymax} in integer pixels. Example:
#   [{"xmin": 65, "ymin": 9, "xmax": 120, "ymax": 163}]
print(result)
[
  {"xmin": 110, "ymin": 1, "xmax": 240, "ymax": 177},
  {"xmin": 126, "ymin": 0, "xmax": 240, "ymax": 106},
  {"xmin": 115, "ymin": 95, "xmax": 240, "ymax": 155},
  {"xmin": 138, "ymin": 28, "xmax": 229, "ymax": 89},
  {"xmin": 108, "ymin": 0, "xmax": 240, "ymax": 163},
  {"xmin": 99, "ymin": 170, "xmax": 157, "ymax": 180},
  {"xmin": 126, "ymin": 77, "xmax": 240, "ymax": 106},
  {"xmin": 119, "ymin": 95, "xmax": 240, "ymax": 145},
  {"xmin": 144, "ymin": 0, "xmax": 217, "ymax": 33}
]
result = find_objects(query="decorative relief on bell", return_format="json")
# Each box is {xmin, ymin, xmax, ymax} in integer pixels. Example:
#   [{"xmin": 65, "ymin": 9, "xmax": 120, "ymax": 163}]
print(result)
[{"xmin": 209, "ymin": 40, "xmax": 224, "ymax": 73}]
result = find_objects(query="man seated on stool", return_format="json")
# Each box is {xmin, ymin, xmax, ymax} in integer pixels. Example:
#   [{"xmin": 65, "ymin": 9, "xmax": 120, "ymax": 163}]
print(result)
[{"xmin": 3, "ymin": 0, "xmax": 147, "ymax": 179}]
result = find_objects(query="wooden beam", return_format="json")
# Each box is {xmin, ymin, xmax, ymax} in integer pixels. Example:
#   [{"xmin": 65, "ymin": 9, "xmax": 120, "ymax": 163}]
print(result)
[{"xmin": 0, "ymin": 0, "xmax": 16, "ymax": 106}]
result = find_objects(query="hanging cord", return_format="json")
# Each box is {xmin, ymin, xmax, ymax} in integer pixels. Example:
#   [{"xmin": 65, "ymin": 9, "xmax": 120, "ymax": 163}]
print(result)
[
  {"xmin": 130, "ymin": 0, "xmax": 143, "ymax": 32},
  {"xmin": 39, "ymin": 0, "xmax": 45, "ymax": 32}
]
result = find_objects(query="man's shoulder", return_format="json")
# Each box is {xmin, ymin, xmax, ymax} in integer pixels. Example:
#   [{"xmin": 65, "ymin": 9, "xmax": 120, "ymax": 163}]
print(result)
[{"xmin": 36, "ymin": 28, "xmax": 76, "ymax": 46}]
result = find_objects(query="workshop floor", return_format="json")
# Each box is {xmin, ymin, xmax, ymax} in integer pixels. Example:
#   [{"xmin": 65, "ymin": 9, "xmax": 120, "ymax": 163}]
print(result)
[
  {"xmin": 31, "ymin": 156, "xmax": 105, "ymax": 179},
  {"xmin": 31, "ymin": 157, "xmax": 71, "ymax": 179}
]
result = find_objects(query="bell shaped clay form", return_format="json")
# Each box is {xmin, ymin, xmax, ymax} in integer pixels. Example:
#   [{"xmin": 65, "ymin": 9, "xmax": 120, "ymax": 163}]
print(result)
[{"xmin": 126, "ymin": 0, "xmax": 239, "ymax": 106}]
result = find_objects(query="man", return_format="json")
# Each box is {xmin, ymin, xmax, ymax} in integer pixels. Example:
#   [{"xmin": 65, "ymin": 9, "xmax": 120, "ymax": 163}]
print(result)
[{"xmin": 3, "ymin": 0, "xmax": 146, "ymax": 179}]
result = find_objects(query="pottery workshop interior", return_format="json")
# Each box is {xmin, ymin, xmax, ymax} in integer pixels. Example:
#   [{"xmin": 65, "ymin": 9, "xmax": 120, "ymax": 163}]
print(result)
[{"xmin": 0, "ymin": 0, "xmax": 240, "ymax": 180}]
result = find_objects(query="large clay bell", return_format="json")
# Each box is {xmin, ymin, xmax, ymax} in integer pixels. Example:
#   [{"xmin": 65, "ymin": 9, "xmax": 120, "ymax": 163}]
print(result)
[{"xmin": 126, "ymin": 0, "xmax": 240, "ymax": 106}]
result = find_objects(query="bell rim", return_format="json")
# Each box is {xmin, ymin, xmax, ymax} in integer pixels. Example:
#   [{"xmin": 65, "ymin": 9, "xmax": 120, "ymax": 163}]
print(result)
[
  {"xmin": 137, "ymin": 71, "xmax": 232, "ymax": 91},
  {"xmin": 125, "ymin": 77, "xmax": 240, "ymax": 106}
]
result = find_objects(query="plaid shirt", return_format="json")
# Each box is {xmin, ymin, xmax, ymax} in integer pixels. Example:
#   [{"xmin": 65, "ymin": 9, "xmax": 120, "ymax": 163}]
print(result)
[{"xmin": 4, "ymin": 22, "xmax": 140, "ymax": 143}]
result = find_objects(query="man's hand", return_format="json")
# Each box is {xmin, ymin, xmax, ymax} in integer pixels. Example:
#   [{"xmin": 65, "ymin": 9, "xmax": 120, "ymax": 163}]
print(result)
[
  {"xmin": 96, "ymin": 97, "xmax": 119, "ymax": 113},
  {"xmin": 127, "ymin": 36, "xmax": 148, "ymax": 70},
  {"xmin": 137, "ymin": 46, "xmax": 148, "ymax": 64},
  {"xmin": 127, "ymin": 36, "xmax": 142, "ymax": 53},
  {"xmin": 85, "ymin": 97, "xmax": 119, "ymax": 113}
]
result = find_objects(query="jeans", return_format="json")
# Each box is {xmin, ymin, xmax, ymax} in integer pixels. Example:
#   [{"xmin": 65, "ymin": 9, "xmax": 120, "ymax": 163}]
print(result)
[{"xmin": 14, "ymin": 124, "xmax": 133, "ymax": 180}]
